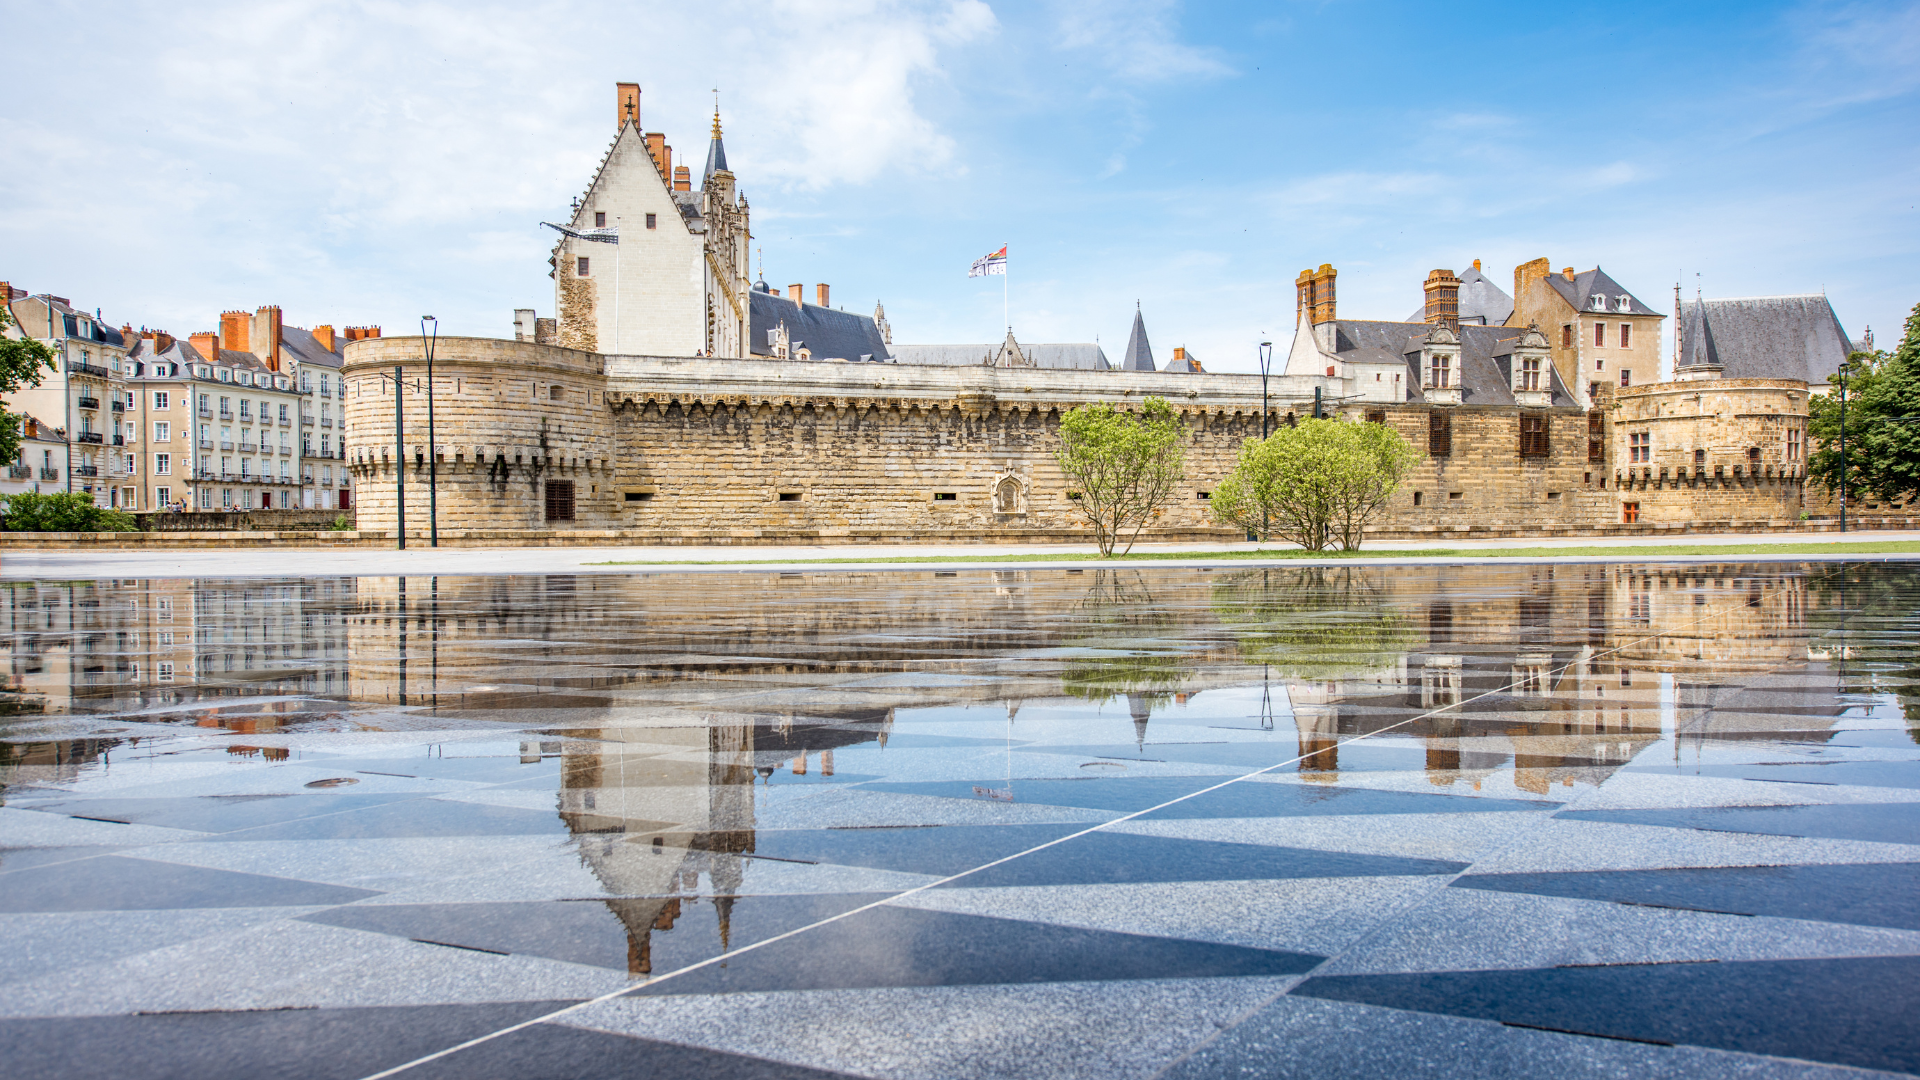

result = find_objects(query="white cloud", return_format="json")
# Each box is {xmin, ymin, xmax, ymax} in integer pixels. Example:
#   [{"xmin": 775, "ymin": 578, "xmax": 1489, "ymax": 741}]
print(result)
[{"xmin": 1049, "ymin": 0, "xmax": 1232, "ymax": 82}]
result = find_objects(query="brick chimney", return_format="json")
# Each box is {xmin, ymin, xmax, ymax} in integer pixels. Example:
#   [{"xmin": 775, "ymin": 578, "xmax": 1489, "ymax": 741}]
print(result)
[
  {"xmin": 1173, "ymin": 347, "xmax": 1187, "ymax": 362},
  {"xmin": 219, "ymin": 310, "xmax": 250, "ymax": 354},
  {"xmin": 189, "ymin": 331, "xmax": 219, "ymax": 362},
  {"xmin": 673, "ymin": 165, "xmax": 691, "ymax": 191},
  {"xmin": 151, "ymin": 330, "xmax": 175, "ymax": 353},
  {"xmin": 816, "ymin": 284, "xmax": 830, "ymax": 308},
  {"xmin": 1472, "ymin": 258, "xmax": 1482, "ymax": 271},
  {"xmin": 310, "ymin": 324, "xmax": 336, "ymax": 352},
  {"xmin": 616, "ymin": 82, "xmax": 640, "ymax": 130},
  {"xmin": 251, "ymin": 305, "xmax": 283, "ymax": 371},
  {"xmin": 1294, "ymin": 264, "xmax": 1338, "ymax": 327},
  {"xmin": 1562, "ymin": 267, "xmax": 1576, "ymax": 282},
  {"xmin": 1423, "ymin": 269, "xmax": 1461, "ymax": 329},
  {"xmin": 788, "ymin": 284, "xmax": 803, "ymax": 304},
  {"xmin": 646, "ymin": 133, "xmax": 666, "ymax": 177}
]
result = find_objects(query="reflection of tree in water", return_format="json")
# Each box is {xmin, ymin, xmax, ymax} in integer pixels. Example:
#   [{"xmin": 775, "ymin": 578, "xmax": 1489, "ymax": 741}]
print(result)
[
  {"xmin": 1059, "ymin": 570, "xmax": 1195, "ymax": 746},
  {"xmin": 1211, "ymin": 566, "xmax": 1420, "ymax": 680},
  {"xmin": 1808, "ymin": 564, "xmax": 1920, "ymax": 744}
]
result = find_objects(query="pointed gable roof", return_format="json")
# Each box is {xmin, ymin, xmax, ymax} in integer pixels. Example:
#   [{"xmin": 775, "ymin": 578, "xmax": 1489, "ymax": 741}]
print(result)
[
  {"xmin": 1544, "ymin": 266, "xmax": 1662, "ymax": 317},
  {"xmin": 1404, "ymin": 263, "xmax": 1515, "ymax": 325},
  {"xmin": 1121, "ymin": 306, "xmax": 1155, "ymax": 371},
  {"xmin": 1678, "ymin": 295, "xmax": 1853, "ymax": 384}
]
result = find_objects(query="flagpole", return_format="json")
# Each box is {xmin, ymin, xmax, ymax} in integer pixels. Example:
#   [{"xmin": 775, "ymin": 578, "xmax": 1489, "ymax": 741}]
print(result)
[
  {"xmin": 612, "ymin": 220, "xmax": 621, "ymax": 353},
  {"xmin": 1003, "ymin": 243, "xmax": 1009, "ymax": 334}
]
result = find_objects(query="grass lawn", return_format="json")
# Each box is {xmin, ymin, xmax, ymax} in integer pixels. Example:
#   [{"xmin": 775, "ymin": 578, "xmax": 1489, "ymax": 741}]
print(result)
[{"xmin": 587, "ymin": 539, "xmax": 1920, "ymax": 567}]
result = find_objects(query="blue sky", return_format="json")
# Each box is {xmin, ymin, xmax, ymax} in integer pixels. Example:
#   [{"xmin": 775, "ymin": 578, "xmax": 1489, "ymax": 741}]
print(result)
[{"xmin": 2, "ymin": 0, "xmax": 1915, "ymax": 374}]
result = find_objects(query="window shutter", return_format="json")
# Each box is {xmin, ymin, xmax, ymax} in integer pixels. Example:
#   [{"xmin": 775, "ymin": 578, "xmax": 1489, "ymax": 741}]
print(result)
[
  {"xmin": 544, "ymin": 480, "xmax": 576, "ymax": 522},
  {"xmin": 1428, "ymin": 411, "xmax": 1451, "ymax": 457}
]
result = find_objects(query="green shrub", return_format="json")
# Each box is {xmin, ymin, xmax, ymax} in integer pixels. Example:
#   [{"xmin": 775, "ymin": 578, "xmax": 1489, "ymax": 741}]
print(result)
[
  {"xmin": 2, "ymin": 492, "xmax": 139, "ymax": 532},
  {"xmin": 328, "ymin": 514, "xmax": 353, "ymax": 531}
]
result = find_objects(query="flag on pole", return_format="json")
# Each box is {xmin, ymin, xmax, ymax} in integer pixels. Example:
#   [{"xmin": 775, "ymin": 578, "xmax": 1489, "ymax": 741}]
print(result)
[
  {"xmin": 969, "ymin": 245, "xmax": 1007, "ymax": 277},
  {"xmin": 541, "ymin": 222, "xmax": 620, "ymax": 244}
]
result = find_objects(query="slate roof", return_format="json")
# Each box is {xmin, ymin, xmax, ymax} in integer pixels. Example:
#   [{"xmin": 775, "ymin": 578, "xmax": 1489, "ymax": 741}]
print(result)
[
  {"xmin": 1324, "ymin": 320, "xmax": 1577, "ymax": 407},
  {"xmin": 1120, "ymin": 307, "xmax": 1155, "ymax": 371},
  {"xmin": 1545, "ymin": 267, "xmax": 1663, "ymax": 317},
  {"xmin": 702, "ymin": 126, "xmax": 728, "ymax": 185},
  {"xmin": 1677, "ymin": 295, "xmax": 1854, "ymax": 385},
  {"xmin": 890, "ymin": 342, "xmax": 1112, "ymax": 370},
  {"xmin": 748, "ymin": 287, "xmax": 891, "ymax": 362},
  {"xmin": 279, "ymin": 325, "xmax": 344, "ymax": 371},
  {"xmin": 1404, "ymin": 264, "xmax": 1515, "ymax": 325},
  {"xmin": 1162, "ymin": 351, "xmax": 1204, "ymax": 373}
]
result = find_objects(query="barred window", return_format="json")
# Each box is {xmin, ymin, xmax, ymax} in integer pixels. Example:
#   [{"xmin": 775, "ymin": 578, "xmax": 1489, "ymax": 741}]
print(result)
[
  {"xmin": 1519, "ymin": 414, "xmax": 1550, "ymax": 458},
  {"xmin": 545, "ymin": 480, "xmax": 576, "ymax": 521},
  {"xmin": 1428, "ymin": 410, "xmax": 1452, "ymax": 457},
  {"xmin": 1365, "ymin": 409, "xmax": 1385, "ymax": 424},
  {"xmin": 1587, "ymin": 411, "xmax": 1605, "ymax": 463}
]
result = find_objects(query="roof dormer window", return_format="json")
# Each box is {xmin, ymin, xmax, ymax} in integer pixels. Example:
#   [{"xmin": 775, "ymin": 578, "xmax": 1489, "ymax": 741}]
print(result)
[
  {"xmin": 1615, "ymin": 294, "xmax": 1631, "ymax": 313},
  {"xmin": 1589, "ymin": 295, "xmax": 1606, "ymax": 312}
]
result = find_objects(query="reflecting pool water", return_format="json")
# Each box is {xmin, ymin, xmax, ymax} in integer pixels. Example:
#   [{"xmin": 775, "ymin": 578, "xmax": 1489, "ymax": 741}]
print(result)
[{"xmin": 3, "ymin": 563, "xmax": 1918, "ymax": 1080}]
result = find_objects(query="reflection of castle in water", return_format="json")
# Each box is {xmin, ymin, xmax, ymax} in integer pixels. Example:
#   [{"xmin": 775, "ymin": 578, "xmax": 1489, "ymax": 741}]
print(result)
[{"xmin": 549, "ymin": 709, "xmax": 891, "ymax": 975}]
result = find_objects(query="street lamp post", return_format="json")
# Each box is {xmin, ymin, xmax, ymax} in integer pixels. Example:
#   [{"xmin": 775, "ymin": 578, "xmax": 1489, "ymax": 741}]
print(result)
[
  {"xmin": 1838, "ymin": 364, "xmax": 1848, "ymax": 534},
  {"xmin": 422, "ymin": 316, "xmax": 439, "ymax": 547},
  {"xmin": 1257, "ymin": 340, "xmax": 1273, "ymax": 544},
  {"xmin": 393, "ymin": 364, "xmax": 406, "ymax": 550}
]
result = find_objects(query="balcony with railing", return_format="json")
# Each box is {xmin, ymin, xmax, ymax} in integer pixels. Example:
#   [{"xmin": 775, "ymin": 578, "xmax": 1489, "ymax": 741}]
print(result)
[
  {"xmin": 75, "ymin": 464, "xmax": 99, "ymax": 477},
  {"xmin": 196, "ymin": 468, "xmax": 219, "ymax": 481},
  {"xmin": 301, "ymin": 414, "xmax": 314, "ymax": 426},
  {"xmin": 76, "ymin": 432, "xmax": 104, "ymax": 444},
  {"xmin": 67, "ymin": 361, "xmax": 111, "ymax": 379},
  {"xmin": 239, "ymin": 442, "xmax": 258, "ymax": 454},
  {"xmin": 279, "ymin": 445, "xmax": 293, "ymax": 455},
  {"xmin": 39, "ymin": 468, "xmax": 59, "ymax": 481},
  {"xmin": 77, "ymin": 396, "xmax": 100, "ymax": 410},
  {"xmin": 110, "ymin": 400, "xmax": 125, "ymax": 412},
  {"xmin": 218, "ymin": 407, "xmax": 232, "ymax": 419},
  {"xmin": 199, "ymin": 438, "xmax": 213, "ymax": 450},
  {"xmin": 219, "ymin": 440, "xmax": 234, "ymax": 452},
  {"xmin": 320, "ymin": 417, "xmax": 334, "ymax": 428},
  {"xmin": 198, "ymin": 403, "xmax": 212, "ymax": 417},
  {"xmin": 8, "ymin": 463, "xmax": 32, "ymax": 479},
  {"xmin": 111, "ymin": 435, "xmax": 124, "ymax": 446}
]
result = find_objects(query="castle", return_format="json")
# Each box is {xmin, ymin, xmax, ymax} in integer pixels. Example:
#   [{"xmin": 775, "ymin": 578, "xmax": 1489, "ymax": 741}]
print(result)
[{"xmin": 341, "ymin": 83, "xmax": 1862, "ymax": 544}]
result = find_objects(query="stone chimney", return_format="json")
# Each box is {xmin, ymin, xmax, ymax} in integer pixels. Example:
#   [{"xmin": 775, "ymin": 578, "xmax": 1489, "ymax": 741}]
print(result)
[
  {"xmin": 616, "ymin": 82, "xmax": 640, "ymax": 130},
  {"xmin": 1562, "ymin": 267, "xmax": 1576, "ymax": 282},
  {"xmin": 1294, "ymin": 264, "xmax": 1338, "ymax": 327},
  {"xmin": 1512, "ymin": 258, "xmax": 1551, "ymax": 313},
  {"xmin": 189, "ymin": 331, "xmax": 219, "ymax": 362},
  {"xmin": 1472, "ymin": 258, "xmax": 1482, "ymax": 271},
  {"xmin": 816, "ymin": 284, "xmax": 830, "ymax": 308},
  {"xmin": 310, "ymin": 324, "xmax": 336, "ymax": 352},
  {"xmin": 788, "ymin": 284, "xmax": 803, "ymax": 304},
  {"xmin": 219, "ymin": 310, "xmax": 250, "ymax": 354},
  {"xmin": 646, "ymin": 133, "xmax": 667, "ymax": 177},
  {"xmin": 1423, "ymin": 269, "xmax": 1461, "ymax": 330},
  {"xmin": 513, "ymin": 310, "xmax": 537, "ymax": 343},
  {"xmin": 251, "ymin": 305, "xmax": 284, "ymax": 371},
  {"xmin": 673, "ymin": 165, "xmax": 691, "ymax": 191}
]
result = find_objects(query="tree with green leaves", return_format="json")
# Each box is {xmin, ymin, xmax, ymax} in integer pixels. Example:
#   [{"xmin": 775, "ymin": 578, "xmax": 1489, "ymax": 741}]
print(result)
[
  {"xmin": 1, "ymin": 491, "xmax": 137, "ymax": 532},
  {"xmin": 1809, "ymin": 301, "xmax": 1920, "ymax": 506},
  {"xmin": 0, "ymin": 301, "xmax": 59, "ymax": 464},
  {"xmin": 1055, "ymin": 396, "xmax": 1186, "ymax": 557},
  {"xmin": 1209, "ymin": 416, "xmax": 1420, "ymax": 551}
]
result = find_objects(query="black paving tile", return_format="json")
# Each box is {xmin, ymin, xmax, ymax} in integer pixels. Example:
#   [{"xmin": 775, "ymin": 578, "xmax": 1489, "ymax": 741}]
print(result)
[
  {"xmin": 946, "ymin": 829, "xmax": 1466, "ymax": 887},
  {"xmin": 0, "ymin": 999, "xmax": 577, "ymax": 1080},
  {"xmin": 1023, "ymin": 741, "xmax": 1430, "ymax": 772},
  {"xmin": 636, "ymin": 904, "xmax": 1321, "ymax": 995},
  {"xmin": 17, "ymin": 794, "xmax": 420, "ymax": 835},
  {"xmin": 1623, "ymin": 760, "xmax": 1920, "ymax": 789},
  {"xmin": 860, "ymin": 776, "xmax": 1551, "ymax": 818},
  {"xmin": 0, "ymin": 846, "xmax": 130, "ymax": 875},
  {"xmin": 732, "ymin": 823, "xmax": 1083, "ymax": 876},
  {"xmin": 1291, "ymin": 955, "xmax": 1920, "ymax": 1074},
  {"xmin": 410, "ymin": 1022, "xmax": 860, "ymax": 1079},
  {"xmin": 200, "ymin": 798, "xmax": 572, "ymax": 842},
  {"xmin": 301, "ymin": 893, "xmax": 887, "ymax": 972},
  {"xmin": 0, "ymin": 854, "xmax": 381, "ymax": 913},
  {"xmin": 1556, "ymin": 801, "xmax": 1920, "ymax": 845},
  {"xmin": 1453, "ymin": 862, "xmax": 1920, "ymax": 930}
]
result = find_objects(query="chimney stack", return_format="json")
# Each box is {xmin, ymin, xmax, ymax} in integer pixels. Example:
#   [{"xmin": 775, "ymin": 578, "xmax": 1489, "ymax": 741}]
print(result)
[
  {"xmin": 616, "ymin": 82, "xmax": 640, "ymax": 130},
  {"xmin": 219, "ymin": 310, "xmax": 250, "ymax": 354},
  {"xmin": 788, "ymin": 284, "xmax": 803, "ymax": 304},
  {"xmin": 1173, "ymin": 347, "xmax": 1186, "ymax": 361},
  {"xmin": 190, "ymin": 331, "xmax": 220, "ymax": 362},
  {"xmin": 1562, "ymin": 267, "xmax": 1575, "ymax": 282},
  {"xmin": 1513, "ymin": 257, "xmax": 1551, "ymax": 309},
  {"xmin": 1423, "ymin": 269, "xmax": 1461, "ymax": 330},
  {"xmin": 251, "ymin": 305, "xmax": 283, "ymax": 371},
  {"xmin": 645, "ymin": 133, "xmax": 667, "ymax": 177},
  {"xmin": 1295, "ymin": 264, "xmax": 1338, "ymax": 327},
  {"xmin": 816, "ymin": 284, "xmax": 830, "ymax": 308},
  {"xmin": 152, "ymin": 330, "xmax": 175, "ymax": 353},
  {"xmin": 310, "ymin": 324, "xmax": 336, "ymax": 352},
  {"xmin": 673, "ymin": 165, "xmax": 690, "ymax": 191}
]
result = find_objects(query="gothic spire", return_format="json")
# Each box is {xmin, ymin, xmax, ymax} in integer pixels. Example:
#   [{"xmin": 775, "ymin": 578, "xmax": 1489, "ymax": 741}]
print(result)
[
  {"xmin": 702, "ymin": 108, "xmax": 729, "ymax": 186},
  {"xmin": 1122, "ymin": 303, "xmax": 1155, "ymax": 371}
]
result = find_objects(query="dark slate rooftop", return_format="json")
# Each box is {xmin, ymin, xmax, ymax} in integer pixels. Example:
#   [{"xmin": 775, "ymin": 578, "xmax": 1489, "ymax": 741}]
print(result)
[
  {"xmin": 1326, "ymin": 320, "xmax": 1577, "ymax": 407},
  {"xmin": 1546, "ymin": 267, "xmax": 1663, "ymax": 318},
  {"xmin": 1121, "ymin": 308, "xmax": 1156, "ymax": 371},
  {"xmin": 890, "ymin": 342, "xmax": 1112, "ymax": 370},
  {"xmin": 1403, "ymin": 265, "xmax": 1515, "ymax": 326},
  {"xmin": 1162, "ymin": 351, "xmax": 1204, "ymax": 373},
  {"xmin": 1678, "ymin": 295, "xmax": 1854, "ymax": 385},
  {"xmin": 749, "ymin": 287, "xmax": 892, "ymax": 362},
  {"xmin": 279, "ymin": 326, "xmax": 344, "ymax": 371}
]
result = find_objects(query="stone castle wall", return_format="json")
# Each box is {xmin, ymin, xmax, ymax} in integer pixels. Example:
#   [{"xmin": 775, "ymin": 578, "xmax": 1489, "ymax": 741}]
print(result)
[
  {"xmin": 1606, "ymin": 380, "xmax": 1810, "ymax": 523},
  {"xmin": 342, "ymin": 336, "xmax": 1815, "ymax": 541}
]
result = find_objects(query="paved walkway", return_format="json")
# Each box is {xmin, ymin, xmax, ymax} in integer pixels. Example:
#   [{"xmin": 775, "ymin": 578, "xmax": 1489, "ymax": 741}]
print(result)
[{"xmin": 8, "ymin": 529, "xmax": 1920, "ymax": 579}]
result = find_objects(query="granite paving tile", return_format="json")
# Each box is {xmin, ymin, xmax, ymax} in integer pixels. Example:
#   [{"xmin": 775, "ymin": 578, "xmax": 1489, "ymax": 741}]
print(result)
[
  {"xmin": 1555, "ymin": 801, "xmax": 1920, "ymax": 844},
  {"xmin": 1453, "ymin": 862, "xmax": 1920, "ymax": 930},
  {"xmin": 1108, "ymin": 809, "xmax": 1546, "ymax": 862},
  {"xmin": 408, "ymin": 1022, "xmax": 866, "ymax": 1080},
  {"xmin": 1466, "ymin": 817, "xmax": 1920, "ymax": 873},
  {"xmin": 939, "ymin": 828, "xmax": 1467, "ymax": 888},
  {"xmin": 0, "ymin": 906, "xmax": 327, "ymax": 986},
  {"xmin": 0, "ymin": 854, "xmax": 381, "ymax": 913}
]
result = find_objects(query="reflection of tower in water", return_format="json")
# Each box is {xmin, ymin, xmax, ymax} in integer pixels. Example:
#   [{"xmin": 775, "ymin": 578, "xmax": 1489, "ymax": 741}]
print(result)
[{"xmin": 553, "ymin": 708, "xmax": 892, "ymax": 977}]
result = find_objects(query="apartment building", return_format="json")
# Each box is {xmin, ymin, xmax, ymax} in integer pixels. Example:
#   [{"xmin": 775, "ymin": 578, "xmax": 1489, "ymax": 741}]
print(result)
[{"xmin": 1, "ymin": 285, "xmax": 135, "ymax": 506}]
